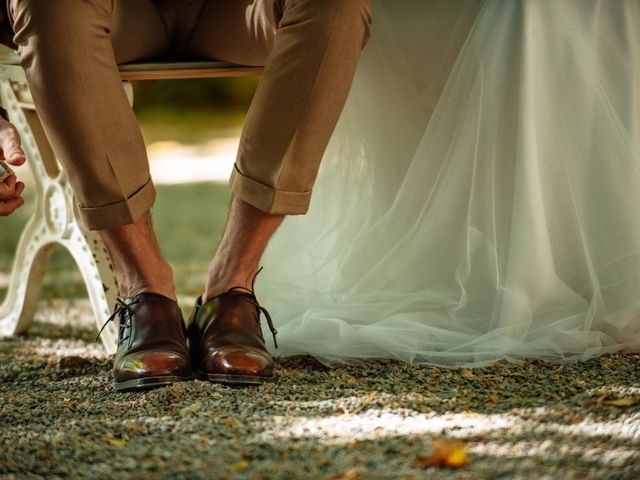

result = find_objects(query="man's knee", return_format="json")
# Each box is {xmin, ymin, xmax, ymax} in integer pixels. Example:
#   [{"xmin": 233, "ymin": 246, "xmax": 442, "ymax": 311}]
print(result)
[
  {"xmin": 9, "ymin": 0, "xmax": 113, "ymax": 55},
  {"xmin": 281, "ymin": 0, "xmax": 373, "ymax": 47}
]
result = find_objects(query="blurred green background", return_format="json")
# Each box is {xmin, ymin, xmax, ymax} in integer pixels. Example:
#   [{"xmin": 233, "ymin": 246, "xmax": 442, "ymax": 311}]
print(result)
[
  {"xmin": 133, "ymin": 77, "xmax": 258, "ymax": 118},
  {"xmin": 0, "ymin": 77, "xmax": 259, "ymax": 300},
  {"xmin": 133, "ymin": 77, "xmax": 258, "ymax": 141}
]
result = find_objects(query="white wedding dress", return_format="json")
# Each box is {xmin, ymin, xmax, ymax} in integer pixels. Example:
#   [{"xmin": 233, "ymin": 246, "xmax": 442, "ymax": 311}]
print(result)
[{"xmin": 258, "ymin": 0, "xmax": 640, "ymax": 367}]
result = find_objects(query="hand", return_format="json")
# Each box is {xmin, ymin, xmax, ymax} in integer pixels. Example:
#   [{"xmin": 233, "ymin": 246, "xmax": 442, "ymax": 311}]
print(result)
[
  {"xmin": 0, "ymin": 173, "xmax": 24, "ymax": 215},
  {"xmin": 0, "ymin": 117, "xmax": 26, "ymax": 216}
]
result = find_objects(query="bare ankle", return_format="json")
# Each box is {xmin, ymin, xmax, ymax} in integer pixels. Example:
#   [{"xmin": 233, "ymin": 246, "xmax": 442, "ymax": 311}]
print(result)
[
  {"xmin": 202, "ymin": 197, "xmax": 284, "ymax": 300},
  {"xmin": 98, "ymin": 212, "xmax": 177, "ymax": 302},
  {"xmin": 204, "ymin": 262, "xmax": 258, "ymax": 300},
  {"xmin": 117, "ymin": 265, "xmax": 177, "ymax": 301}
]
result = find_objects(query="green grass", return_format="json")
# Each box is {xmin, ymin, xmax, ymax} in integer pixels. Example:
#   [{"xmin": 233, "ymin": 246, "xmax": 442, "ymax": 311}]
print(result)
[
  {"xmin": 152, "ymin": 182, "xmax": 231, "ymax": 294},
  {"xmin": 0, "ymin": 182, "xmax": 230, "ymax": 300}
]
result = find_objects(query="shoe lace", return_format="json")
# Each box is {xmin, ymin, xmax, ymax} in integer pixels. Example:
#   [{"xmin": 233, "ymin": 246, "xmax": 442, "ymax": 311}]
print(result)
[
  {"xmin": 220, "ymin": 267, "xmax": 278, "ymax": 349},
  {"xmin": 94, "ymin": 297, "xmax": 140, "ymax": 346}
]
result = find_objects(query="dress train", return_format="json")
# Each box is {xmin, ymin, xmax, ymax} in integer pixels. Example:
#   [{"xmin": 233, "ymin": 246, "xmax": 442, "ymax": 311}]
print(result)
[{"xmin": 259, "ymin": 0, "xmax": 640, "ymax": 367}]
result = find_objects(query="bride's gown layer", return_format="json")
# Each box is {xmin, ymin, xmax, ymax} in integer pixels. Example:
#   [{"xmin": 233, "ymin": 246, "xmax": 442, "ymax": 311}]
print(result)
[{"xmin": 258, "ymin": 0, "xmax": 640, "ymax": 367}]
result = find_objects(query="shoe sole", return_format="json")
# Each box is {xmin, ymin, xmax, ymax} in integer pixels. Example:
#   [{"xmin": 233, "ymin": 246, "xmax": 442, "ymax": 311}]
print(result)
[
  {"xmin": 197, "ymin": 371, "xmax": 273, "ymax": 386},
  {"xmin": 113, "ymin": 375, "xmax": 194, "ymax": 392}
]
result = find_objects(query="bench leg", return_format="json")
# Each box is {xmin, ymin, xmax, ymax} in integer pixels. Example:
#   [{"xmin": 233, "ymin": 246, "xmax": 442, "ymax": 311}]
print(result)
[{"xmin": 0, "ymin": 79, "xmax": 120, "ymax": 354}]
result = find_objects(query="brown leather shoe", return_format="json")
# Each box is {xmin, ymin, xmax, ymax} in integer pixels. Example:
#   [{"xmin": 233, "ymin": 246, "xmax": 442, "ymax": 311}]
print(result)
[
  {"xmin": 96, "ymin": 293, "xmax": 193, "ymax": 392},
  {"xmin": 188, "ymin": 285, "xmax": 278, "ymax": 385}
]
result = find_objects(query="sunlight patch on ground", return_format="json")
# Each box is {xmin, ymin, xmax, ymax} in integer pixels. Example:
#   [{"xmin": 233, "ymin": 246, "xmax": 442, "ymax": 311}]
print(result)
[
  {"xmin": 261, "ymin": 409, "xmax": 516, "ymax": 442},
  {"xmin": 260, "ymin": 405, "xmax": 640, "ymax": 444},
  {"xmin": 468, "ymin": 440, "xmax": 636, "ymax": 467},
  {"xmin": 27, "ymin": 339, "xmax": 107, "ymax": 359},
  {"xmin": 148, "ymin": 138, "xmax": 239, "ymax": 184},
  {"xmin": 586, "ymin": 385, "xmax": 640, "ymax": 396}
]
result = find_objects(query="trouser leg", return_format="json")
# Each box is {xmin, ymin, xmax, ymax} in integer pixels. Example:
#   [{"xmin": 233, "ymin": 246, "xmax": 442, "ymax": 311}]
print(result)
[
  {"xmin": 8, "ymin": 0, "xmax": 169, "ymax": 230},
  {"xmin": 187, "ymin": 0, "xmax": 373, "ymax": 214}
]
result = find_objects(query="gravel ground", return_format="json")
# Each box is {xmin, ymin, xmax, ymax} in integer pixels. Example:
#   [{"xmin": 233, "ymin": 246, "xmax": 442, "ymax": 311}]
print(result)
[{"xmin": 1, "ymin": 300, "xmax": 639, "ymax": 480}]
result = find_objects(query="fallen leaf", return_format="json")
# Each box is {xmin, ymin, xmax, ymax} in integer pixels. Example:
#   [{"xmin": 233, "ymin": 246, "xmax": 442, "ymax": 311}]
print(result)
[
  {"xmin": 222, "ymin": 417, "xmax": 237, "ymax": 428},
  {"xmin": 458, "ymin": 368, "xmax": 474, "ymax": 378},
  {"xmin": 603, "ymin": 397, "xmax": 638, "ymax": 407},
  {"xmin": 487, "ymin": 394, "xmax": 498, "ymax": 405},
  {"xmin": 231, "ymin": 461, "xmax": 249, "ymax": 471},
  {"xmin": 413, "ymin": 439, "xmax": 469, "ymax": 469},
  {"xmin": 104, "ymin": 435, "xmax": 126, "ymax": 447}
]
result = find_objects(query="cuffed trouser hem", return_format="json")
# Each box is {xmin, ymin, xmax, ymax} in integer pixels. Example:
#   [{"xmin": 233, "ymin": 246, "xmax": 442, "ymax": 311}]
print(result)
[
  {"xmin": 78, "ymin": 178, "xmax": 157, "ymax": 230},
  {"xmin": 229, "ymin": 165, "xmax": 311, "ymax": 215}
]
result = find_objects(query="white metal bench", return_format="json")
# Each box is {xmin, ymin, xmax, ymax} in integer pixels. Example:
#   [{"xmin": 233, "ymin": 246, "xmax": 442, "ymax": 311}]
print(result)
[{"xmin": 0, "ymin": 48, "xmax": 261, "ymax": 353}]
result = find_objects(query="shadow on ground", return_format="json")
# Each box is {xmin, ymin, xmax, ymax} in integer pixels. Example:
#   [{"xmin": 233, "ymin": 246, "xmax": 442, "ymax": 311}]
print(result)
[{"xmin": 1, "ymin": 318, "xmax": 639, "ymax": 480}]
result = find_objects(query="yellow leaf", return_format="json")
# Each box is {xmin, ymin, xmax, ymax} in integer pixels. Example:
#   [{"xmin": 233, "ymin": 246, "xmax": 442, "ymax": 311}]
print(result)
[
  {"xmin": 231, "ymin": 461, "xmax": 249, "ymax": 471},
  {"xmin": 603, "ymin": 397, "xmax": 638, "ymax": 407},
  {"xmin": 458, "ymin": 368, "xmax": 474, "ymax": 378},
  {"xmin": 445, "ymin": 445, "xmax": 468, "ymax": 467},
  {"xmin": 413, "ymin": 439, "xmax": 469, "ymax": 469},
  {"xmin": 105, "ymin": 435, "xmax": 126, "ymax": 447}
]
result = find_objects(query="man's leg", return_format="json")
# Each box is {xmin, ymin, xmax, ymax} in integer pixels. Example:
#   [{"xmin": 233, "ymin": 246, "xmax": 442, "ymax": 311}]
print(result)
[
  {"xmin": 187, "ymin": 0, "xmax": 372, "ymax": 295},
  {"xmin": 185, "ymin": 0, "xmax": 372, "ymax": 383},
  {"xmin": 9, "ymin": 0, "xmax": 192, "ymax": 390},
  {"xmin": 9, "ymin": 0, "xmax": 176, "ymax": 299}
]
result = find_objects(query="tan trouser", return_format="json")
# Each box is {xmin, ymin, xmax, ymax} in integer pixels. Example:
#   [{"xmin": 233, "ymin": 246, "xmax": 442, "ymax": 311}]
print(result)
[{"xmin": 8, "ymin": 0, "xmax": 372, "ymax": 230}]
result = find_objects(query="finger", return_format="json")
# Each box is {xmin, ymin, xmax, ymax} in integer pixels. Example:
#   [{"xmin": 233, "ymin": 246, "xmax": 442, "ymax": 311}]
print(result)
[
  {"xmin": 6, "ymin": 148, "xmax": 26, "ymax": 166},
  {"xmin": 0, "ymin": 178, "xmax": 20, "ymax": 201},
  {"xmin": 0, "ymin": 196, "xmax": 24, "ymax": 216},
  {"xmin": 15, "ymin": 181, "xmax": 25, "ymax": 197},
  {"xmin": 0, "ymin": 174, "xmax": 17, "ymax": 198},
  {"xmin": 0, "ymin": 123, "xmax": 25, "ymax": 166}
]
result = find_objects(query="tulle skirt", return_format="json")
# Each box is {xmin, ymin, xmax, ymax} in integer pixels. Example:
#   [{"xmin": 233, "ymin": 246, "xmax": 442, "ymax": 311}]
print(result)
[{"xmin": 258, "ymin": 0, "xmax": 640, "ymax": 367}]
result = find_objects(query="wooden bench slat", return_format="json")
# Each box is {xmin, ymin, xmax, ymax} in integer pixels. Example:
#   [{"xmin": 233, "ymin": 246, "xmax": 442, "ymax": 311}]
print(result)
[
  {"xmin": 118, "ymin": 62, "xmax": 263, "ymax": 80},
  {"xmin": 120, "ymin": 66, "xmax": 262, "ymax": 80},
  {"xmin": 118, "ymin": 61, "xmax": 259, "ymax": 71},
  {"xmin": 0, "ymin": 50, "xmax": 263, "ymax": 81}
]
